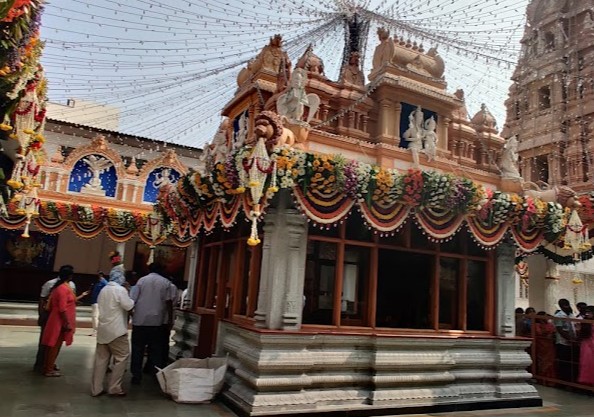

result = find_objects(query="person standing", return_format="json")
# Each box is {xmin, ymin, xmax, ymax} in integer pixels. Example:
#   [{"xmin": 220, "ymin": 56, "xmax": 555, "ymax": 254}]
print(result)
[
  {"xmin": 90, "ymin": 272, "xmax": 108, "ymax": 337},
  {"xmin": 130, "ymin": 262, "xmax": 174, "ymax": 384},
  {"xmin": 578, "ymin": 305, "xmax": 594, "ymax": 385},
  {"xmin": 90, "ymin": 277, "xmax": 134, "ymax": 397},
  {"xmin": 554, "ymin": 298, "xmax": 576, "ymax": 382},
  {"xmin": 34, "ymin": 266, "xmax": 86, "ymax": 373},
  {"xmin": 41, "ymin": 265, "xmax": 78, "ymax": 377},
  {"xmin": 108, "ymin": 251, "xmax": 126, "ymax": 286}
]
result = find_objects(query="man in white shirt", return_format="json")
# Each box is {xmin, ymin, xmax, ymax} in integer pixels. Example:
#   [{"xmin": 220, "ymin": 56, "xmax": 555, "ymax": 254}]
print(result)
[
  {"xmin": 554, "ymin": 298, "xmax": 576, "ymax": 382},
  {"xmin": 129, "ymin": 262, "xmax": 174, "ymax": 384},
  {"xmin": 91, "ymin": 279, "xmax": 134, "ymax": 397}
]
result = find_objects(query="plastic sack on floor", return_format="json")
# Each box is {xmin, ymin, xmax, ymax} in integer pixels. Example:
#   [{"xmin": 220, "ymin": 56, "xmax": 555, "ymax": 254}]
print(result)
[{"xmin": 156, "ymin": 357, "xmax": 228, "ymax": 403}]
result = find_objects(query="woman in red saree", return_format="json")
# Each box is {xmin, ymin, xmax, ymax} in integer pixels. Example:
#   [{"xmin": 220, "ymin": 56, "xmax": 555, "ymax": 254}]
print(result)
[
  {"xmin": 578, "ymin": 306, "xmax": 594, "ymax": 385},
  {"xmin": 41, "ymin": 265, "xmax": 77, "ymax": 377}
]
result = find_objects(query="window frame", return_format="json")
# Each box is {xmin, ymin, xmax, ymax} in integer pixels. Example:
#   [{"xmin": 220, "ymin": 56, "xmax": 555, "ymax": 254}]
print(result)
[{"xmin": 305, "ymin": 220, "xmax": 494, "ymax": 334}]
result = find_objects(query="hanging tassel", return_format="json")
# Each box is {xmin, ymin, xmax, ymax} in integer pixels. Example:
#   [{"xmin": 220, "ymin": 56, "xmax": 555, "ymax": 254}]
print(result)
[
  {"xmin": 247, "ymin": 209, "xmax": 261, "ymax": 246},
  {"xmin": 21, "ymin": 216, "xmax": 31, "ymax": 238}
]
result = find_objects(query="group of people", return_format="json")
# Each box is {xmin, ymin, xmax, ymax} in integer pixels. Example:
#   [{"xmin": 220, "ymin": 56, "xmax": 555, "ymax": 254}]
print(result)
[
  {"xmin": 34, "ymin": 251, "xmax": 180, "ymax": 397},
  {"xmin": 515, "ymin": 299, "xmax": 594, "ymax": 387}
]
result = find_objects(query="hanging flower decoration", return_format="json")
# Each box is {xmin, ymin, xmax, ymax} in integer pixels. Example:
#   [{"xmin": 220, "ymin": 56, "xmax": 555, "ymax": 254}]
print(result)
[
  {"xmin": 155, "ymin": 145, "xmax": 569, "ymax": 250},
  {"xmin": 564, "ymin": 209, "xmax": 591, "ymax": 260}
]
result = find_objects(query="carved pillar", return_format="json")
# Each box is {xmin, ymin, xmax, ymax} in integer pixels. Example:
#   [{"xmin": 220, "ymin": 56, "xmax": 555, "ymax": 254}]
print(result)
[
  {"xmin": 496, "ymin": 242, "xmax": 516, "ymax": 337},
  {"xmin": 544, "ymin": 259, "xmax": 560, "ymax": 314},
  {"xmin": 450, "ymin": 138, "xmax": 458, "ymax": 159},
  {"xmin": 281, "ymin": 214, "xmax": 308, "ymax": 330},
  {"xmin": 376, "ymin": 98, "xmax": 396, "ymax": 144},
  {"xmin": 131, "ymin": 184, "xmax": 139, "ymax": 204},
  {"xmin": 185, "ymin": 240, "xmax": 200, "ymax": 309},
  {"xmin": 361, "ymin": 115, "xmax": 368, "ymax": 133},
  {"xmin": 347, "ymin": 111, "xmax": 355, "ymax": 129},
  {"xmin": 320, "ymin": 104, "xmax": 329, "ymax": 121},
  {"xmin": 548, "ymin": 153, "xmax": 561, "ymax": 185},
  {"xmin": 392, "ymin": 102, "xmax": 402, "ymax": 142},
  {"xmin": 438, "ymin": 116, "xmax": 450, "ymax": 150},
  {"xmin": 469, "ymin": 143, "xmax": 476, "ymax": 161},
  {"xmin": 254, "ymin": 191, "xmax": 308, "ymax": 330},
  {"xmin": 57, "ymin": 173, "xmax": 65, "ymax": 193}
]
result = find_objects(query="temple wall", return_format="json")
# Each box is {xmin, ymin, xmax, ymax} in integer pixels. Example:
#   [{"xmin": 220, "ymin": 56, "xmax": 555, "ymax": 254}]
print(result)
[{"xmin": 218, "ymin": 322, "xmax": 539, "ymax": 416}]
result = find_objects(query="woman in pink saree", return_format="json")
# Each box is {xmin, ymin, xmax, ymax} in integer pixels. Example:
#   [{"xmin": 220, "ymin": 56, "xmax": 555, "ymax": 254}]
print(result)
[{"xmin": 578, "ymin": 305, "xmax": 594, "ymax": 385}]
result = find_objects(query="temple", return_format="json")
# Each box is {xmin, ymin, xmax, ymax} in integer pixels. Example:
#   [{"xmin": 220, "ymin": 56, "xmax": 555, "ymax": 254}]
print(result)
[
  {"xmin": 156, "ymin": 29, "xmax": 582, "ymax": 415},
  {"xmin": 503, "ymin": 0, "xmax": 594, "ymax": 313}
]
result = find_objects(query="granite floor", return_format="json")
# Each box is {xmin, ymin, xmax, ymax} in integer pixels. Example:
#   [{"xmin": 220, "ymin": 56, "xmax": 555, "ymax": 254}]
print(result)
[{"xmin": 0, "ymin": 325, "xmax": 593, "ymax": 417}]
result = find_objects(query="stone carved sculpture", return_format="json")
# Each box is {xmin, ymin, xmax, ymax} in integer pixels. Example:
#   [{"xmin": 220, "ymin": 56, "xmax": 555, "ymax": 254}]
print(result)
[
  {"xmin": 199, "ymin": 118, "xmax": 231, "ymax": 173},
  {"xmin": 234, "ymin": 112, "xmax": 248, "ymax": 150},
  {"xmin": 423, "ymin": 116, "xmax": 438, "ymax": 162},
  {"xmin": 523, "ymin": 182, "xmax": 581, "ymax": 209},
  {"xmin": 250, "ymin": 110, "xmax": 301, "ymax": 151},
  {"xmin": 403, "ymin": 106, "xmax": 439, "ymax": 166},
  {"xmin": 371, "ymin": 27, "xmax": 445, "ymax": 79},
  {"xmin": 277, "ymin": 68, "xmax": 320, "ymax": 124},
  {"xmin": 340, "ymin": 52, "xmax": 364, "ymax": 86},
  {"xmin": 499, "ymin": 135, "xmax": 521, "ymax": 179},
  {"xmin": 372, "ymin": 27, "xmax": 395, "ymax": 72},
  {"xmin": 296, "ymin": 44, "xmax": 325, "ymax": 76},
  {"xmin": 81, "ymin": 155, "xmax": 113, "ymax": 196},
  {"xmin": 153, "ymin": 167, "xmax": 175, "ymax": 188},
  {"xmin": 236, "ymin": 34, "xmax": 291, "ymax": 87}
]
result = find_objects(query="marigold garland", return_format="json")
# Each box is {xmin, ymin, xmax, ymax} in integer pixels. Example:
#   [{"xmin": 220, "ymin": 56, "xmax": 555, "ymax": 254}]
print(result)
[{"xmin": 155, "ymin": 145, "xmax": 569, "ymax": 246}]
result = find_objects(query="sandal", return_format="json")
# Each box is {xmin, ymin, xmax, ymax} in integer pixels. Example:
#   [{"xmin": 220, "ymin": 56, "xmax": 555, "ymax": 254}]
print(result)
[{"xmin": 44, "ymin": 371, "xmax": 62, "ymax": 377}]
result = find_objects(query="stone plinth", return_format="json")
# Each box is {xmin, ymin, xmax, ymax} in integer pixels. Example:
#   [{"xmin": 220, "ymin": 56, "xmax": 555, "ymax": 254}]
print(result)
[{"xmin": 219, "ymin": 322, "xmax": 540, "ymax": 416}]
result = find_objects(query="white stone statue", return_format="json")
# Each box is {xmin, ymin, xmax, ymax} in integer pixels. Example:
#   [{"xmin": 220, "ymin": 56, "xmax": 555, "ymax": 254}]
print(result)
[
  {"xmin": 423, "ymin": 116, "xmax": 437, "ymax": 162},
  {"xmin": 277, "ymin": 68, "xmax": 320, "ymax": 124},
  {"xmin": 500, "ymin": 135, "xmax": 521, "ymax": 179},
  {"xmin": 403, "ymin": 106, "xmax": 425, "ymax": 166},
  {"xmin": 81, "ymin": 155, "xmax": 113, "ymax": 196},
  {"xmin": 211, "ymin": 118, "xmax": 231, "ymax": 164},
  {"xmin": 153, "ymin": 167, "xmax": 175, "ymax": 188},
  {"xmin": 234, "ymin": 112, "xmax": 248, "ymax": 150}
]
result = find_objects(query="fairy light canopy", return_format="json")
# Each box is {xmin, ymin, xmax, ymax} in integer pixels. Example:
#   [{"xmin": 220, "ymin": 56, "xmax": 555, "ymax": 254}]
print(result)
[{"xmin": 39, "ymin": 0, "xmax": 531, "ymax": 149}]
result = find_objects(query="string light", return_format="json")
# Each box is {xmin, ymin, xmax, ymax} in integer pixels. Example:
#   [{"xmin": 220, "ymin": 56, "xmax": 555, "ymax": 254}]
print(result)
[{"xmin": 38, "ymin": 0, "xmax": 532, "ymax": 148}]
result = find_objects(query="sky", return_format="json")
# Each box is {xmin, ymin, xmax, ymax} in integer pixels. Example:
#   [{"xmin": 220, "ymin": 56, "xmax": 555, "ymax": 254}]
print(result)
[{"xmin": 39, "ymin": 0, "xmax": 530, "ymax": 149}]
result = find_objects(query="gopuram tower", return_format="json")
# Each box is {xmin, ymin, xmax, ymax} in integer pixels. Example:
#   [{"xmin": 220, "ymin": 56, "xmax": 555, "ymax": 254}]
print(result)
[{"xmin": 504, "ymin": 0, "xmax": 594, "ymax": 193}]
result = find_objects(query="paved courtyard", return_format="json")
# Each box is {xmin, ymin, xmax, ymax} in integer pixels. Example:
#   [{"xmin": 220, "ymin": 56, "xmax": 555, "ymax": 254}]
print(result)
[{"xmin": 0, "ymin": 325, "xmax": 593, "ymax": 417}]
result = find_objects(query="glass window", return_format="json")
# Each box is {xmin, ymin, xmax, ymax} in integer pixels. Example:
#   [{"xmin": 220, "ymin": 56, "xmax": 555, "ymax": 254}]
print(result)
[
  {"xmin": 238, "ymin": 246, "xmax": 253, "ymax": 316},
  {"xmin": 303, "ymin": 241, "xmax": 337, "ymax": 325},
  {"xmin": 376, "ymin": 250, "xmax": 433, "ymax": 329},
  {"xmin": 466, "ymin": 260, "xmax": 486, "ymax": 330},
  {"xmin": 341, "ymin": 246, "xmax": 369, "ymax": 323},
  {"xmin": 439, "ymin": 258, "xmax": 460, "ymax": 330}
]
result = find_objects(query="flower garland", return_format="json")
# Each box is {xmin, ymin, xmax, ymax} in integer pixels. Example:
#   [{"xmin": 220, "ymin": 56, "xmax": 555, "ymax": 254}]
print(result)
[{"xmin": 155, "ymin": 145, "xmax": 569, "ymax": 244}]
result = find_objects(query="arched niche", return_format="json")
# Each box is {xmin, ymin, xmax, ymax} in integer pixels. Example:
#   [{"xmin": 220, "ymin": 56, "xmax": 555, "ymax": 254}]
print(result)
[
  {"xmin": 68, "ymin": 154, "xmax": 118, "ymax": 197},
  {"xmin": 143, "ymin": 166, "xmax": 181, "ymax": 203}
]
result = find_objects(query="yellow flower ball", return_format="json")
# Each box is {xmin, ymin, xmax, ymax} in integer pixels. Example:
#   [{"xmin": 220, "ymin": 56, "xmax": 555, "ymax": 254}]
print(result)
[{"xmin": 0, "ymin": 123, "xmax": 12, "ymax": 131}]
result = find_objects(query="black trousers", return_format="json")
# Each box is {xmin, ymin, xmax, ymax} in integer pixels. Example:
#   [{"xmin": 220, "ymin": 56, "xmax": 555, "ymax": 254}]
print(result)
[
  {"xmin": 555, "ymin": 344, "xmax": 572, "ymax": 382},
  {"xmin": 33, "ymin": 312, "xmax": 48, "ymax": 372},
  {"xmin": 131, "ymin": 325, "xmax": 164, "ymax": 379}
]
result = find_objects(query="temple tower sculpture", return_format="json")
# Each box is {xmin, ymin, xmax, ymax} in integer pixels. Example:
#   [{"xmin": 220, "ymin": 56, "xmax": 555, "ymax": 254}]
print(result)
[{"xmin": 504, "ymin": 0, "xmax": 594, "ymax": 193}]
